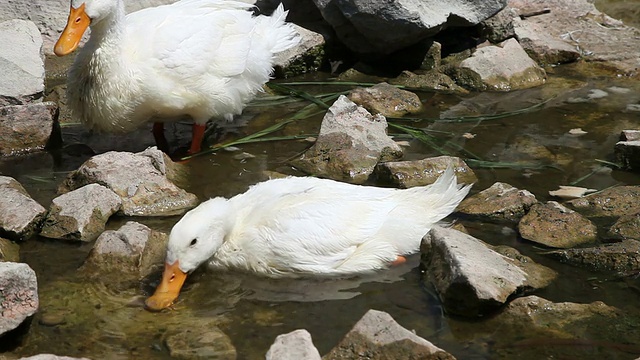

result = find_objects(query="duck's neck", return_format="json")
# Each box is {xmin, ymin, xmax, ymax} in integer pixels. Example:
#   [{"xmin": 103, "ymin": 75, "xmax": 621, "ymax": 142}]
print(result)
[{"xmin": 85, "ymin": 0, "xmax": 126, "ymax": 54}]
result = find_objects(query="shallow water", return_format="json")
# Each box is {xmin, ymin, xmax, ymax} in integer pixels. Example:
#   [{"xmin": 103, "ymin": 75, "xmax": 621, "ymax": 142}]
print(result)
[{"xmin": 3, "ymin": 3, "xmax": 640, "ymax": 358}]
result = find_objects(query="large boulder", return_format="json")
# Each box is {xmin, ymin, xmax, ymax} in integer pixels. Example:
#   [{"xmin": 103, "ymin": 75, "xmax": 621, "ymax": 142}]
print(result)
[
  {"xmin": 0, "ymin": 262, "xmax": 38, "ymax": 336},
  {"xmin": 311, "ymin": 0, "xmax": 507, "ymax": 55},
  {"xmin": 57, "ymin": 148, "xmax": 198, "ymax": 217},
  {"xmin": 0, "ymin": 176, "xmax": 46, "ymax": 241},
  {"xmin": 0, "ymin": 19, "xmax": 44, "ymax": 106}
]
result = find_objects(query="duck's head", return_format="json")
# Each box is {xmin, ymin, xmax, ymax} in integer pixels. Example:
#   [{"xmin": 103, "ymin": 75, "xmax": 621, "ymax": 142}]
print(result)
[
  {"xmin": 54, "ymin": 0, "xmax": 118, "ymax": 56},
  {"xmin": 145, "ymin": 198, "xmax": 230, "ymax": 311}
]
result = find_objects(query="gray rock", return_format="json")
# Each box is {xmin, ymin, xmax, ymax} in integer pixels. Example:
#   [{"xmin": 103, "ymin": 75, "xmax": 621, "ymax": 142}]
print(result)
[
  {"xmin": 347, "ymin": 82, "xmax": 422, "ymax": 118},
  {"xmin": 608, "ymin": 213, "xmax": 640, "ymax": 241},
  {"xmin": 480, "ymin": 6, "xmax": 518, "ymax": 43},
  {"xmin": 81, "ymin": 221, "xmax": 168, "ymax": 282},
  {"xmin": 565, "ymin": 186, "xmax": 640, "ymax": 219},
  {"xmin": 518, "ymin": 201, "xmax": 598, "ymax": 248},
  {"xmin": 0, "ymin": 176, "xmax": 46, "ymax": 241},
  {"xmin": 164, "ymin": 326, "xmax": 236, "ymax": 360},
  {"xmin": 19, "ymin": 356, "xmax": 91, "ymax": 360},
  {"xmin": 273, "ymin": 24, "xmax": 326, "ymax": 78},
  {"xmin": 312, "ymin": 0, "xmax": 506, "ymax": 55},
  {"xmin": 614, "ymin": 140, "xmax": 640, "ymax": 171},
  {"xmin": 375, "ymin": 156, "xmax": 476, "ymax": 189},
  {"xmin": 40, "ymin": 184, "xmax": 122, "ymax": 242},
  {"xmin": 453, "ymin": 39, "xmax": 546, "ymax": 91},
  {"xmin": 0, "ymin": 262, "xmax": 38, "ymax": 336},
  {"xmin": 266, "ymin": 329, "xmax": 321, "ymax": 360},
  {"xmin": 544, "ymin": 239, "xmax": 640, "ymax": 273},
  {"xmin": 291, "ymin": 95, "xmax": 402, "ymax": 184},
  {"xmin": 0, "ymin": 237, "xmax": 20, "ymax": 262},
  {"xmin": 456, "ymin": 182, "xmax": 537, "ymax": 223},
  {"xmin": 0, "ymin": 102, "xmax": 60, "ymax": 156},
  {"xmin": 512, "ymin": 16, "xmax": 581, "ymax": 65},
  {"xmin": 324, "ymin": 309, "xmax": 455, "ymax": 359},
  {"xmin": 0, "ymin": 19, "xmax": 44, "ymax": 106},
  {"xmin": 58, "ymin": 148, "xmax": 198, "ymax": 216},
  {"xmin": 421, "ymin": 226, "xmax": 554, "ymax": 317},
  {"xmin": 620, "ymin": 130, "xmax": 640, "ymax": 141},
  {"xmin": 389, "ymin": 70, "xmax": 469, "ymax": 94}
]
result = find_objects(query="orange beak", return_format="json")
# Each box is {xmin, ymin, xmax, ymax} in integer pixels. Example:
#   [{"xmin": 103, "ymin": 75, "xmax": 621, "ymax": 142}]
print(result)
[
  {"xmin": 54, "ymin": 3, "xmax": 91, "ymax": 56},
  {"xmin": 145, "ymin": 261, "xmax": 188, "ymax": 311}
]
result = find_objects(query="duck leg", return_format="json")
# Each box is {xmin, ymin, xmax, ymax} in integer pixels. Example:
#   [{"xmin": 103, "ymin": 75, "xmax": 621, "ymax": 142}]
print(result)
[
  {"xmin": 153, "ymin": 122, "xmax": 170, "ymax": 153},
  {"xmin": 390, "ymin": 256, "xmax": 406, "ymax": 266},
  {"xmin": 188, "ymin": 123, "xmax": 206, "ymax": 154}
]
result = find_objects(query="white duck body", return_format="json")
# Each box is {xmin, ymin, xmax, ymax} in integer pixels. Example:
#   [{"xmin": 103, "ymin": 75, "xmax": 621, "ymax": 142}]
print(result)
[
  {"xmin": 64, "ymin": 0, "xmax": 298, "ymax": 133},
  {"xmin": 167, "ymin": 168, "xmax": 472, "ymax": 277}
]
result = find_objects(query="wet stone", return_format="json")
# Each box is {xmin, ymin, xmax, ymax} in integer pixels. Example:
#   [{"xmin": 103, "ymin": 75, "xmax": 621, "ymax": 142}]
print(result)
[
  {"xmin": 608, "ymin": 213, "xmax": 640, "ymax": 241},
  {"xmin": 614, "ymin": 140, "xmax": 640, "ymax": 171},
  {"xmin": 347, "ymin": 82, "xmax": 423, "ymax": 118},
  {"xmin": 324, "ymin": 309, "xmax": 455, "ymax": 360},
  {"xmin": 164, "ymin": 327, "xmax": 237, "ymax": 360},
  {"xmin": 389, "ymin": 70, "xmax": 469, "ymax": 94},
  {"xmin": 0, "ymin": 262, "xmax": 38, "ymax": 336},
  {"xmin": 0, "ymin": 176, "xmax": 46, "ymax": 241},
  {"xmin": 375, "ymin": 155, "xmax": 476, "ymax": 188},
  {"xmin": 0, "ymin": 237, "xmax": 20, "ymax": 262},
  {"xmin": 0, "ymin": 102, "xmax": 60, "ymax": 156},
  {"xmin": 456, "ymin": 182, "xmax": 537, "ymax": 223},
  {"xmin": 544, "ymin": 239, "xmax": 640, "ymax": 273},
  {"xmin": 57, "ymin": 148, "xmax": 198, "ymax": 216},
  {"xmin": 421, "ymin": 226, "xmax": 555, "ymax": 317},
  {"xmin": 266, "ymin": 329, "xmax": 321, "ymax": 360},
  {"xmin": 518, "ymin": 201, "xmax": 598, "ymax": 248},
  {"xmin": 291, "ymin": 95, "xmax": 403, "ymax": 184},
  {"xmin": 39, "ymin": 184, "xmax": 122, "ymax": 242},
  {"xmin": 565, "ymin": 186, "xmax": 640, "ymax": 219},
  {"xmin": 38, "ymin": 310, "xmax": 66, "ymax": 327}
]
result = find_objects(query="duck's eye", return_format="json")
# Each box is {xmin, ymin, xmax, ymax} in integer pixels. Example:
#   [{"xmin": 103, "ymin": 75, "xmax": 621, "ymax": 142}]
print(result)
[{"xmin": 189, "ymin": 239, "xmax": 198, "ymax": 247}]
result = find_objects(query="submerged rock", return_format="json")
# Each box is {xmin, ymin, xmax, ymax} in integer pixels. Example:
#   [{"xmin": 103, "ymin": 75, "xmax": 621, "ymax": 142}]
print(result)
[
  {"xmin": 0, "ymin": 237, "xmax": 19, "ymax": 262},
  {"xmin": 544, "ymin": 239, "xmax": 640, "ymax": 273},
  {"xmin": 40, "ymin": 184, "xmax": 122, "ymax": 242},
  {"xmin": 421, "ymin": 226, "xmax": 555, "ymax": 317},
  {"xmin": 565, "ymin": 186, "xmax": 640, "ymax": 219},
  {"xmin": 291, "ymin": 95, "xmax": 402, "ymax": 184},
  {"xmin": 375, "ymin": 156, "xmax": 477, "ymax": 188},
  {"xmin": 347, "ymin": 82, "xmax": 422, "ymax": 118},
  {"xmin": 518, "ymin": 201, "xmax": 598, "ymax": 248},
  {"xmin": 456, "ymin": 182, "xmax": 537, "ymax": 223},
  {"xmin": 452, "ymin": 39, "xmax": 546, "ymax": 91},
  {"xmin": 324, "ymin": 309, "xmax": 455, "ymax": 359},
  {"xmin": 0, "ymin": 176, "xmax": 46, "ymax": 241},
  {"xmin": 608, "ymin": 213, "xmax": 640, "ymax": 241},
  {"xmin": 0, "ymin": 262, "xmax": 38, "ymax": 336},
  {"xmin": 81, "ymin": 222, "xmax": 168, "ymax": 283},
  {"xmin": 0, "ymin": 102, "xmax": 60, "ymax": 156},
  {"xmin": 58, "ymin": 148, "xmax": 198, "ymax": 216},
  {"xmin": 164, "ymin": 326, "xmax": 236, "ymax": 360},
  {"xmin": 266, "ymin": 329, "xmax": 321, "ymax": 360},
  {"xmin": 389, "ymin": 70, "xmax": 469, "ymax": 94}
]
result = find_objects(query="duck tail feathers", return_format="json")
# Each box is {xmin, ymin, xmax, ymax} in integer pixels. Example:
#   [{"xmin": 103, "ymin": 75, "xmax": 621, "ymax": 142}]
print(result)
[
  {"xmin": 412, "ymin": 166, "xmax": 472, "ymax": 219},
  {"xmin": 260, "ymin": 4, "xmax": 300, "ymax": 54}
]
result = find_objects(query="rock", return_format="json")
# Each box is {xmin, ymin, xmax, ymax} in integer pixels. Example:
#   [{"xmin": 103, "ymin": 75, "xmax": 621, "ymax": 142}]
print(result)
[
  {"xmin": 0, "ymin": 19, "xmax": 44, "ymax": 106},
  {"xmin": 0, "ymin": 176, "xmax": 46, "ymax": 241},
  {"xmin": 620, "ymin": 130, "xmax": 640, "ymax": 141},
  {"xmin": 608, "ymin": 213, "xmax": 640, "ymax": 241},
  {"xmin": 347, "ymin": 83, "xmax": 422, "ymax": 118},
  {"xmin": 38, "ymin": 310, "xmax": 66, "ymax": 327},
  {"xmin": 0, "ymin": 237, "xmax": 20, "ymax": 262},
  {"xmin": 456, "ymin": 182, "xmax": 537, "ymax": 223},
  {"xmin": 266, "ymin": 329, "xmax": 321, "ymax": 360},
  {"xmin": 164, "ymin": 326, "xmax": 236, "ymax": 360},
  {"xmin": 375, "ymin": 156, "xmax": 477, "ymax": 188},
  {"xmin": 565, "ymin": 186, "xmax": 640, "ymax": 219},
  {"xmin": 452, "ymin": 39, "xmax": 546, "ymax": 91},
  {"xmin": 518, "ymin": 201, "xmax": 598, "ymax": 248},
  {"xmin": 512, "ymin": 17, "xmax": 581, "ymax": 65},
  {"xmin": 548, "ymin": 185, "xmax": 597, "ymax": 200},
  {"xmin": 614, "ymin": 140, "xmax": 640, "ymax": 171},
  {"xmin": 18, "ymin": 356, "xmax": 91, "ymax": 360},
  {"xmin": 273, "ymin": 24, "xmax": 326, "ymax": 78},
  {"xmin": 58, "ymin": 148, "xmax": 198, "ymax": 216},
  {"xmin": 0, "ymin": 102, "xmax": 60, "ymax": 156},
  {"xmin": 489, "ymin": 245, "xmax": 557, "ymax": 290},
  {"xmin": 324, "ymin": 309, "xmax": 455, "ymax": 359},
  {"xmin": 497, "ymin": 134, "xmax": 572, "ymax": 166},
  {"xmin": 0, "ymin": 262, "xmax": 38, "ymax": 336},
  {"xmin": 421, "ymin": 226, "xmax": 555, "ymax": 317},
  {"xmin": 480, "ymin": 6, "xmax": 518, "ymax": 43},
  {"xmin": 389, "ymin": 70, "xmax": 469, "ymax": 94},
  {"xmin": 311, "ymin": 0, "xmax": 507, "ymax": 55},
  {"xmin": 544, "ymin": 239, "xmax": 640, "ymax": 273},
  {"xmin": 291, "ymin": 95, "xmax": 403, "ymax": 184},
  {"xmin": 81, "ymin": 222, "xmax": 168, "ymax": 282},
  {"xmin": 39, "ymin": 184, "xmax": 122, "ymax": 242}
]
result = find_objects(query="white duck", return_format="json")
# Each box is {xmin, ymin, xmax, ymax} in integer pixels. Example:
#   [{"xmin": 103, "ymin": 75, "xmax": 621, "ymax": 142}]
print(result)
[
  {"xmin": 145, "ymin": 168, "xmax": 471, "ymax": 310},
  {"xmin": 54, "ymin": 0, "xmax": 299, "ymax": 154}
]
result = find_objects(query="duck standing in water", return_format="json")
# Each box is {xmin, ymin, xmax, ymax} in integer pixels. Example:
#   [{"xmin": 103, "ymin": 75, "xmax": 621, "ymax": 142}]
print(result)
[
  {"xmin": 54, "ymin": 0, "xmax": 299, "ymax": 154},
  {"xmin": 145, "ymin": 168, "xmax": 472, "ymax": 310}
]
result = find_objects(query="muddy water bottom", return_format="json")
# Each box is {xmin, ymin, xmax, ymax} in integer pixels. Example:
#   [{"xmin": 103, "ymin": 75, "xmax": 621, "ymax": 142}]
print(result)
[{"xmin": 2, "ymin": 61, "xmax": 640, "ymax": 359}]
